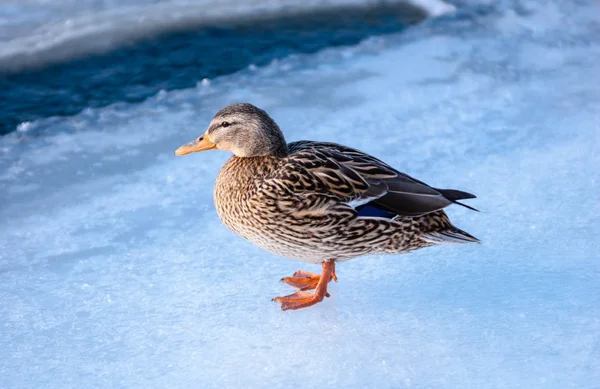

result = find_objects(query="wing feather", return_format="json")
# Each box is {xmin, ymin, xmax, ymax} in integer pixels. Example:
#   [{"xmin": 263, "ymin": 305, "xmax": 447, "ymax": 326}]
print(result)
[{"xmin": 281, "ymin": 141, "xmax": 475, "ymax": 217}]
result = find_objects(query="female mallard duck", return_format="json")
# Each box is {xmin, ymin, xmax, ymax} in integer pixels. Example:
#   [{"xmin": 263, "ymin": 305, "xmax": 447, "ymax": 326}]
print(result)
[{"xmin": 175, "ymin": 103, "xmax": 478, "ymax": 311}]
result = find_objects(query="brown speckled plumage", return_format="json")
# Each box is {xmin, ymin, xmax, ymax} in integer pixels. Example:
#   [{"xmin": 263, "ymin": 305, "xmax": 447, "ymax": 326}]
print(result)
[
  {"xmin": 175, "ymin": 103, "xmax": 479, "ymax": 309},
  {"xmin": 213, "ymin": 141, "xmax": 477, "ymax": 264}
]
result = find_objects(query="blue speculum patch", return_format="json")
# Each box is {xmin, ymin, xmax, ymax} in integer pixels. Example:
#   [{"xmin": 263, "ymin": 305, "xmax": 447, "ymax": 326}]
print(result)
[{"xmin": 356, "ymin": 204, "xmax": 396, "ymax": 219}]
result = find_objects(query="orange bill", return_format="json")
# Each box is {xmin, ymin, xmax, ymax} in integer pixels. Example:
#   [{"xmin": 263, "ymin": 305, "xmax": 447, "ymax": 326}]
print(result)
[{"xmin": 174, "ymin": 135, "xmax": 216, "ymax": 156}]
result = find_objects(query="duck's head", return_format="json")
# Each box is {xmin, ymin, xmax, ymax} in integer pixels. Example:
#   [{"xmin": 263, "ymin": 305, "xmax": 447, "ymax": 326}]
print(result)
[{"xmin": 175, "ymin": 103, "xmax": 288, "ymax": 158}]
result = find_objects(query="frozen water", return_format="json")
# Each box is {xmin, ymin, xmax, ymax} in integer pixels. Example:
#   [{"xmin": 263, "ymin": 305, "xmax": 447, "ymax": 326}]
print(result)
[
  {"xmin": 1, "ymin": 0, "xmax": 599, "ymax": 388},
  {"xmin": 0, "ymin": 0, "xmax": 453, "ymax": 72}
]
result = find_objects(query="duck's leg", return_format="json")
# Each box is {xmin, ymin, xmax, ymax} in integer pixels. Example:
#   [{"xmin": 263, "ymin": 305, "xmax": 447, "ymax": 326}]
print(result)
[
  {"xmin": 280, "ymin": 261, "xmax": 337, "ymax": 291},
  {"xmin": 273, "ymin": 260, "xmax": 336, "ymax": 311}
]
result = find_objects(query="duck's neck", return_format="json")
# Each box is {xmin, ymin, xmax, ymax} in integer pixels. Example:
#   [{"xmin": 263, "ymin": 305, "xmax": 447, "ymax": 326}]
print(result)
[
  {"xmin": 218, "ymin": 155, "xmax": 282, "ymax": 188},
  {"xmin": 270, "ymin": 142, "xmax": 289, "ymax": 158}
]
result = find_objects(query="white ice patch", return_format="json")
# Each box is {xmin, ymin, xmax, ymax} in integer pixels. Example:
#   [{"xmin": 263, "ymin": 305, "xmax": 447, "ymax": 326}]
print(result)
[{"xmin": 1, "ymin": 1, "xmax": 599, "ymax": 388}]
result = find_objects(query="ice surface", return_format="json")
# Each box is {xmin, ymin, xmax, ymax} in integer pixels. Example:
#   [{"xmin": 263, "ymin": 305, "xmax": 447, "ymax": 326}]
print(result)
[
  {"xmin": 0, "ymin": 0, "xmax": 454, "ymax": 72},
  {"xmin": 1, "ymin": 1, "xmax": 599, "ymax": 388}
]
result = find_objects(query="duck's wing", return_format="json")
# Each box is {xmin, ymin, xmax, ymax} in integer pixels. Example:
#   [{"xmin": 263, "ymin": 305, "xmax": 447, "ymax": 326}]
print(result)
[{"xmin": 283, "ymin": 141, "xmax": 477, "ymax": 217}]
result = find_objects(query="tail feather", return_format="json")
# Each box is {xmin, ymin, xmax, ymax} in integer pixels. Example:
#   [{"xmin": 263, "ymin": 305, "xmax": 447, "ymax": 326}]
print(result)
[
  {"xmin": 417, "ymin": 210, "xmax": 480, "ymax": 245},
  {"xmin": 421, "ymin": 228, "xmax": 480, "ymax": 244}
]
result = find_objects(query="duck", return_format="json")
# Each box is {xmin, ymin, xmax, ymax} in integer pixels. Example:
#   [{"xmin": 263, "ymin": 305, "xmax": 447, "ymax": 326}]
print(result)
[{"xmin": 175, "ymin": 103, "xmax": 478, "ymax": 311}]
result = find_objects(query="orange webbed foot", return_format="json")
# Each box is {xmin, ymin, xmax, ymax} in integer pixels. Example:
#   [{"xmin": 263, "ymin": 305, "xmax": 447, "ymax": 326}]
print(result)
[
  {"xmin": 273, "ymin": 291, "xmax": 326, "ymax": 311},
  {"xmin": 280, "ymin": 266, "xmax": 337, "ymax": 291},
  {"xmin": 274, "ymin": 260, "xmax": 336, "ymax": 311}
]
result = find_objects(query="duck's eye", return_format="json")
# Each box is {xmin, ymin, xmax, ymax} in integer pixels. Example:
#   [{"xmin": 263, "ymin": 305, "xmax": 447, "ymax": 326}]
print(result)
[{"xmin": 221, "ymin": 121, "xmax": 230, "ymax": 128}]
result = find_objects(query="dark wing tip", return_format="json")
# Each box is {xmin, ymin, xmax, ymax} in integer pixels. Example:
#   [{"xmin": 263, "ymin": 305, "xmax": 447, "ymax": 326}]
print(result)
[
  {"xmin": 453, "ymin": 200, "xmax": 479, "ymax": 212},
  {"xmin": 435, "ymin": 188, "xmax": 477, "ymax": 200},
  {"xmin": 434, "ymin": 188, "xmax": 478, "ymax": 212}
]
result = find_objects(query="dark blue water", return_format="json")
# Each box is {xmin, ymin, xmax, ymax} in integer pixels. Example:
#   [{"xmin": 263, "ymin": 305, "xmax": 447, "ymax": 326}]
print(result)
[{"xmin": 0, "ymin": 4, "xmax": 427, "ymax": 135}]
